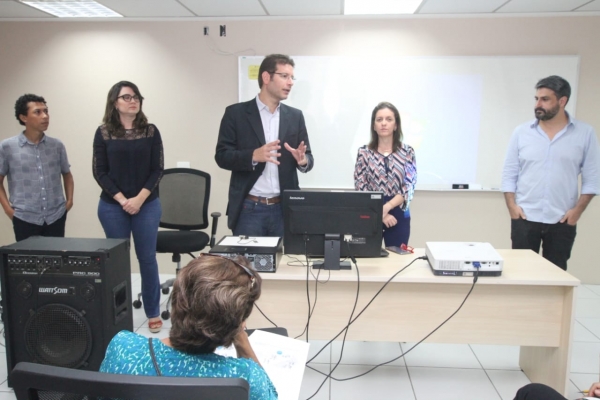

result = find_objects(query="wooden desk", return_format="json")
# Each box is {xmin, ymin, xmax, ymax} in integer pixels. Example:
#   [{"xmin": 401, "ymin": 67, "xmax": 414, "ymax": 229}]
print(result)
[{"xmin": 247, "ymin": 249, "xmax": 579, "ymax": 395}]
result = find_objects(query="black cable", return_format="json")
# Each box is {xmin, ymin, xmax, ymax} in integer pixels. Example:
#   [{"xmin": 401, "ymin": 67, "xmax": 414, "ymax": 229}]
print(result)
[
  {"xmin": 254, "ymin": 304, "xmax": 278, "ymax": 328},
  {"xmin": 308, "ymin": 266, "xmax": 481, "ymax": 382},
  {"xmin": 287, "ymin": 255, "xmax": 330, "ymax": 285},
  {"xmin": 286, "ymin": 253, "xmax": 331, "ymax": 283},
  {"xmin": 0, "ymin": 299, "xmax": 4, "ymax": 347},
  {"xmin": 251, "ymin": 254, "xmax": 324, "ymax": 330},
  {"xmin": 308, "ymin": 260, "xmax": 331, "ymax": 283},
  {"xmin": 326, "ymin": 245, "xmax": 360, "ymax": 379},
  {"xmin": 305, "ymin": 238, "xmax": 311, "ymax": 340},
  {"xmin": 250, "ymin": 257, "xmax": 321, "ymax": 330},
  {"xmin": 294, "ymin": 238, "xmax": 323, "ymax": 340},
  {"xmin": 307, "ymin": 241, "xmax": 360, "ymax": 399},
  {"xmin": 306, "ymin": 256, "xmax": 425, "ymax": 364},
  {"xmin": 32, "ymin": 264, "xmax": 48, "ymax": 317},
  {"xmin": 286, "ymin": 256, "xmax": 306, "ymax": 267}
]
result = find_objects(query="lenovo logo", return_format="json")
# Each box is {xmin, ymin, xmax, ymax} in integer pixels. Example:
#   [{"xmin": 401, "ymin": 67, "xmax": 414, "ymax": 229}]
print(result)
[{"xmin": 289, "ymin": 196, "xmax": 305, "ymax": 200}]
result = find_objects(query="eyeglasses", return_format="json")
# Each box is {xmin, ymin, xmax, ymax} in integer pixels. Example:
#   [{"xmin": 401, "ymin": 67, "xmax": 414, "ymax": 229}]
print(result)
[
  {"xmin": 117, "ymin": 94, "xmax": 142, "ymax": 103},
  {"xmin": 272, "ymin": 72, "xmax": 296, "ymax": 81},
  {"xmin": 200, "ymin": 253, "xmax": 256, "ymax": 288}
]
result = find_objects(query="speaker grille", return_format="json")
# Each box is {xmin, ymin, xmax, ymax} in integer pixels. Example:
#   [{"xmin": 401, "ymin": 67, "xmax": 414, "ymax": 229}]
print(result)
[
  {"xmin": 24, "ymin": 304, "xmax": 93, "ymax": 368},
  {"xmin": 38, "ymin": 390, "xmax": 90, "ymax": 400}
]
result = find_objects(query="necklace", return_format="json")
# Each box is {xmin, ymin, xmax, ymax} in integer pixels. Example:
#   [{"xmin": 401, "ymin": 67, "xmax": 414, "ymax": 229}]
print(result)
[{"xmin": 379, "ymin": 148, "xmax": 392, "ymax": 156}]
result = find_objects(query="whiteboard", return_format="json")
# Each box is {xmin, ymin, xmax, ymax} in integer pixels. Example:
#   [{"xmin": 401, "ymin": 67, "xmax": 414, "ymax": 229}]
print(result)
[{"xmin": 239, "ymin": 56, "xmax": 579, "ymax": 190}]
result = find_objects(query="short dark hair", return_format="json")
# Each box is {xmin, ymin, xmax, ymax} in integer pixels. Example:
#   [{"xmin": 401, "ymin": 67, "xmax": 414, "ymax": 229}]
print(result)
[
  {"xmin": 368, "ymin": 102, "xmax": 403, "ymax": 152},
  {"xmin": 15, "ymin": 94, "xmax": 46, "ymax": 126},
  {"xmin": 102, "ymin": 81, "xmax": 148, "ymax": 135},
  {"xmin": 169, "ymin": 255, "xmax": 262, "ymax": 354},
  {"xmin": 258, "ymin": 54, "xmax": 295, "ymax": 88},
  {"xmin": 535, "ymin": 75, "xmax": 571, "ymax": 104}
]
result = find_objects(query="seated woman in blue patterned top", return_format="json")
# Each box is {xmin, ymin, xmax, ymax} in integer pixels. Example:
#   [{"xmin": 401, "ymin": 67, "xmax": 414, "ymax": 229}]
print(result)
[{"xmin": 100, "ymin": 254, "xmax": 277, "ymax": 400}]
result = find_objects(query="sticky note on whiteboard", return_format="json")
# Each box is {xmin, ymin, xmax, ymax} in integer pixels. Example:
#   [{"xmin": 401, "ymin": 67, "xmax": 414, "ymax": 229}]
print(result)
[{"xmin": 248, "ymin": 65, "xmax": 259, "ymax": 80}]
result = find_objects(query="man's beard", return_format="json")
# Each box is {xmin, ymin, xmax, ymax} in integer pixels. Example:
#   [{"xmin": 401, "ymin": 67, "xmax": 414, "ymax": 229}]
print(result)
[{"xmin": 535, "ymin": 104, "xmax": 559, "ymax": 121}]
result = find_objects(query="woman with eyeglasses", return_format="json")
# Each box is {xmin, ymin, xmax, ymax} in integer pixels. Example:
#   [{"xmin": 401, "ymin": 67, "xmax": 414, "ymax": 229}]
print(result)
[
  {"xmin": 354, "ymin": 102, "xmax": 417, "ymax": 248},
  {"xmin": 100, "ymin": 254, "xmax": 277, "ymax": 400},
  {"xmin": 93, "ymin": 81, "xmax": 164, "ymax": 333}
]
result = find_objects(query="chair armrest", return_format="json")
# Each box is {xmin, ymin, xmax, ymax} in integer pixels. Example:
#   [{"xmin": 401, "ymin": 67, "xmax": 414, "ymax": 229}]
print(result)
[{"xmin": 209, "ymin": 212, "xmax": 221, "ymax": 247}]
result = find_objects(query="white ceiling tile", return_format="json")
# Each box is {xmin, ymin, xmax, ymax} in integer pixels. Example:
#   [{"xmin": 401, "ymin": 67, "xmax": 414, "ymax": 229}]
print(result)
[
  {"xmin": 496, "ymin": 0, "xmax": 592, "ymax": 13},
  {"xmin": 576, "ymin": 0, "xmax": 600, "ymax": 11},
  {"xmin": 263, "ymin": 0, "xmax": 341, "ymax": 15},
  {"xmin": 96, "ymin": 0, "xmax": 194, "ymax": 17},
  {"xmin": 2, "ymin": 0, "xmax": 598, "ymax": 19},
  {"xmin": 0, "ymin": 0, "xmax": 54, "ymax": 17},
  {"xmin": 179, "ymin": 0, "xmax": 266, "ymax": 16},
  {"xmin": 418, "ymin": 0, "xmax": 508, "ymax": 14}
]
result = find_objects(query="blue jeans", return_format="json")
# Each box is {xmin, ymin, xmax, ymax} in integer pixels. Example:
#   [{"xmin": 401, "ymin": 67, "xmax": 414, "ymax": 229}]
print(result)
[
  {"xmin": 233, "ymin": 199, "xmax": 284, "ymax": 237},
  {"xmin": 98, "ymin": 198, "xmax": 162, "ymax": 318},
  {"xmin": 383, "ymin": 196, "xmax": 411, "ymax": 247}
]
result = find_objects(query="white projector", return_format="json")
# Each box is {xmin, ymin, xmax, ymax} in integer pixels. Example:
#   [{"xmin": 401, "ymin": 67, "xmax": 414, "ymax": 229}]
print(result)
[{"xmin": 425, "ymin": 242, "xmax": 503, "ymax": 277}]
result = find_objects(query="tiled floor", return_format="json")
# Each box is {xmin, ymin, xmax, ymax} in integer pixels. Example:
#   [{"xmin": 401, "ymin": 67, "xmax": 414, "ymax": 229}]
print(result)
[{"xmin": 1, "ymin": 275, "xmax": 599, "ymax": 400}]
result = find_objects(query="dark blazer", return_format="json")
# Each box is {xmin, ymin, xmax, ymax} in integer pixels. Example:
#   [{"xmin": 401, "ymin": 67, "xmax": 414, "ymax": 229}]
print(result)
[{"xmin": 215, "ymin": 99, "xmax": 314, "ymax": 230}]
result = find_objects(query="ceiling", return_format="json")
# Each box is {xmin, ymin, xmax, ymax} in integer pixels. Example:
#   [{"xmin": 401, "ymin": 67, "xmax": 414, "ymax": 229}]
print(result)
[{"xmin": 0, "ymin": 0, "xmax": 599, "ymax": 19}]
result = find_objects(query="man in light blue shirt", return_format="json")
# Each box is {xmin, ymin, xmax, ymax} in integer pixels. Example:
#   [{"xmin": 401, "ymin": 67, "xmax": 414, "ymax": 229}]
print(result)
[{"xmin": 501, "ymin": 76, "xmax": 600, "ymax": 270}]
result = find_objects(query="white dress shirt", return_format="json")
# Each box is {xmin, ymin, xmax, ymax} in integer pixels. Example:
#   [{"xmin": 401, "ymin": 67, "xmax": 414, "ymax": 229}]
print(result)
[{"xmin": 249, "ymin": 96, "xmax": 281, "ymax": 198}]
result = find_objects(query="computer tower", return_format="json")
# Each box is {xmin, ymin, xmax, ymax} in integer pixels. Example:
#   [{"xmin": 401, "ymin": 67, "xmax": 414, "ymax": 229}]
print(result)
[
  {"xmin": 0, "ymin": 237, "xmax": 133, "ymax": 386},
  {"xmin": 209, "ymin": 236, "xmax": 282, "ymax": 273}
]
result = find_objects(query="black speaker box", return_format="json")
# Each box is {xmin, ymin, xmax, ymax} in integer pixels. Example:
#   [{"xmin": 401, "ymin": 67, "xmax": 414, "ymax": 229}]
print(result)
[{"xmin": 0, "ymin": 237, "xmax": 133, "ymax": 386}]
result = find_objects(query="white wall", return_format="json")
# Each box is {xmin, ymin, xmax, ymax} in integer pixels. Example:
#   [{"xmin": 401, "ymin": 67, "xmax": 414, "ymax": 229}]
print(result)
[{"xmin": 0, "ymin": 16, "xmax": 598, "ymax": 281}]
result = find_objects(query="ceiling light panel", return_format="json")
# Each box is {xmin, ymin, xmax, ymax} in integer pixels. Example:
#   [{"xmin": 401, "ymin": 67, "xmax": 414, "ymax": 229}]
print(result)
[
  {"xmin": 95, "ymin": 0, "xmax": 194, "ymax": 17},
  {"xmin": 344, "ymin": 0, "xmax": 424, "ymax": 14},
  {"xmin": 20, "ymin": 0, "xmax": 122, "ymax": 17},
  {"xmin": 261, "ymin": 0, "xmax": 341, "ymax": 16}
]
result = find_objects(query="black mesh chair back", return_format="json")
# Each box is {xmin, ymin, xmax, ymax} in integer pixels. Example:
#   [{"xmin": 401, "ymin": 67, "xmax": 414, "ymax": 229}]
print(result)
[
  {"xmin": 12, "ymin": 362, "xmax": 249, "ymax": 400},
  {"xmin": 132, "ymin": 168, "xmax": 221, "ymax": 318},
  {"xmin": 159, "ymin": 168, "xmax": 210, "ymax": 230},
  {"xmin": 154, "ymin": 168, "xmax": 220, "ymax": 258}
]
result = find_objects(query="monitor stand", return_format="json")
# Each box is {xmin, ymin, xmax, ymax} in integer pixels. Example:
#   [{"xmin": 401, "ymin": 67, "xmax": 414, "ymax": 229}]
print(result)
[{"xmin": 312, "ymin": 234, "xmax": 352, "ymax": 270}]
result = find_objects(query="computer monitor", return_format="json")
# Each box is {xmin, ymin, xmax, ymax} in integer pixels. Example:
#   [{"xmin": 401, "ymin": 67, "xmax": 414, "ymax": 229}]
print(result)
[{"xmin": 282, "ymin": 189, "xmax": 383, "ymax": 270}]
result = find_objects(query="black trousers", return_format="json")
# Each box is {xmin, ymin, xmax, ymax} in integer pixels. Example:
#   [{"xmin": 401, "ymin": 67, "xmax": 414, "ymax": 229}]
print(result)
[
  {"xmin": 12, "ymin": 212, "xmax": 67, "ymax": 242},
  {"xmin": 510, "ymin": 218, "xmax": 577, "ymax": 271},
  {"xmin": 513, "ymin": 383, "xmax": 567, "ymax": 400}
]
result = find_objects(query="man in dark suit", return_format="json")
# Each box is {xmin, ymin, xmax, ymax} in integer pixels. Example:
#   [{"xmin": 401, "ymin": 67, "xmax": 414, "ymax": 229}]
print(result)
[{"xmin": 215, "ymin": 54, "xmax": 314, "ymax": 236}]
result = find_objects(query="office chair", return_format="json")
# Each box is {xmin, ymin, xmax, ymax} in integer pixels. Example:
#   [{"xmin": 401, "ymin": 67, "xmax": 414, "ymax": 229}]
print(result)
[
  {"xmin": 11, "ymin": 362, "xmax": 249, "ymax": 400},
  {"xmin": 132, "ymin": 168, "xmax": 220, "ymax": 319}
]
